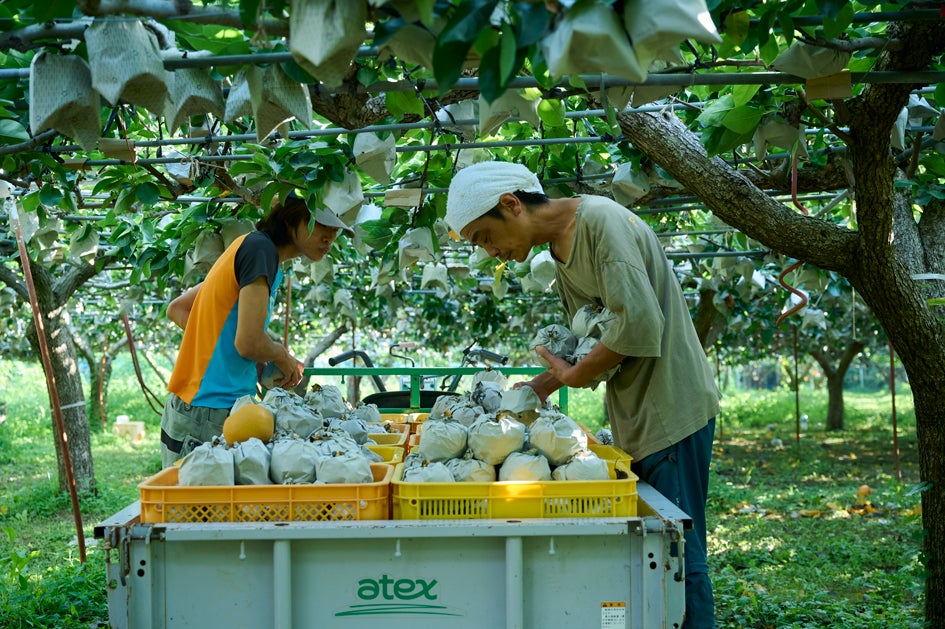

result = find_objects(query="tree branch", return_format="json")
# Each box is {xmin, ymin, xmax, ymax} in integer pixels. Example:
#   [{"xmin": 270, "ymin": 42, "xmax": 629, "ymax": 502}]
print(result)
[
  {"xmin": 53, "ymin": 250, "xmax": 122, "ymax": 303},
  {"xmin": 0, "ymin": 261, "xmax": 27, "ymax": 300},
  {"xmin": 612, "ymin": 107, "xmax": 860, "ymax": 275},
  {"xmin": 0, "ymin": 130, "xmax": 59, "ymax": 157},
  {"xmin": 75, "ymin": 0, "xmax": 288, "ymax": 36},
  {"xmin": 0, "ymin": 21, "xmax": 90, "ymax": 52}
]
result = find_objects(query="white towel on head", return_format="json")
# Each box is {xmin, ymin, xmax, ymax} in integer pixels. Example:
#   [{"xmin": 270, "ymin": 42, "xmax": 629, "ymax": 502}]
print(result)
[{"xmin": 446, "ymin": 162, "xmax": 543, "ymax": 235}]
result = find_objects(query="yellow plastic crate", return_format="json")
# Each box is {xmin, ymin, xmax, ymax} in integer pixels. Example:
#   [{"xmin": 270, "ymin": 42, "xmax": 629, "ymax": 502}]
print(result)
[
  {"xmin": 139, "ymin": 463, "xmax": 393, "ymax": 523},
  {"xmin": 392, "ymin": 446, "xmax": 637, "ymax": 520},
  {"xmin": 379, "ymin": 413, "xmax": 407, "ymax": 423},
  {"xmin": 366, "ymin": 430, "xmax": 408, "ymax": 446},
  {"xmin": 364, "ymin": 444, "xmax": 404, "ymax": 464}
]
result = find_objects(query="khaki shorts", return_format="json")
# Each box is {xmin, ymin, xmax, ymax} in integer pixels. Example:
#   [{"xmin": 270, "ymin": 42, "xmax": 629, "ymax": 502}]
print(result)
[{"xmin": 159, "ymin": 394, "xmax": 229, "ymax": 468}]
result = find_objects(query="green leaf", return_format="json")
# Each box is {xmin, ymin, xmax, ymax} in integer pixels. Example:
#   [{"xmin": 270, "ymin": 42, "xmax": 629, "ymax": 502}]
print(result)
[
  {"xmin": 38, "ymin": 184, "xmax": 62, "ymax": 207},
  {"xmin": 722, "ymin": 105, "xmax": 764, "ymax": 134},
  {"xmin": 934, "ymin": 83, "xmax": 945, "ymax": 108},
  {"xmin": 385, "ymin": 91, "xmax": 425, "ymax": 119},
  {"xmin": 433, "ymin": 0, "xmax": 499, "ymax": 89},
  {"xmin": 32, "ymin": 0, "xmax": 76, "ymax": 22},
  {"xmin": 477, "ymin": 45, "xmax": 504, "ymax": 104},
  {"xmin": 499, "ymin": 29, "xmax": 517, "ymax": 86},
  {"xmin": 135, "ymin": 182, "xmax": 161, "ymax": 205},
  {"xmin": 513, "ymin": 2, "xmax": 550, "ymax": 47},
  {"xmin": 359, "ymin": 221, "xmax": 394, "ymax": 249},
  {"xmin": 416, "ymin": 0, "xmax": 437, "ymax": 27},
  {"xmin": 0, "ymin": 119, "xmax": 29, "ymax": 144},
  {"xmin": 732, "ymin": 84, "xmax": 761, "ymax": 107},
  {"xmin": 438, "ymin": 0, "xmax": 499, "ymax": 45},
  {"xmin": 722, "ymin": 11, "xmax": 750, "ymax": 45},
  {"xmin": 289, "ymin": 151, "xmax": 317, "ymax": 168},
  {"xmin": 759, "ymin": 37, "xmax": 781, "ymax": 67},
  {"xmin": 239, "ymin": 0, "xmax": 261, "ymax": 27},
  {"xmin": 20, "ymin": 191, "xmax": 40, "ymax": 214},
  {"xmin": 697, "ymin": 94, "xmax": 736, "ymax": 127}
]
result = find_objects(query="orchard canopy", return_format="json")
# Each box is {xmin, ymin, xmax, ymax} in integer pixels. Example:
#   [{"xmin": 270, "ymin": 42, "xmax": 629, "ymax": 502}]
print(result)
[{"xmin": 1, "ymin": 0, "xmax": 945, "ymax": 624}]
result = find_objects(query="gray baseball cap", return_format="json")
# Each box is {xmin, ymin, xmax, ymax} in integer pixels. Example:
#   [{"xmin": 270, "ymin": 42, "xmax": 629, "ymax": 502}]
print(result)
[{"xmin": 313, "ymin": 207, "xmax": 354, "ymax": 237}]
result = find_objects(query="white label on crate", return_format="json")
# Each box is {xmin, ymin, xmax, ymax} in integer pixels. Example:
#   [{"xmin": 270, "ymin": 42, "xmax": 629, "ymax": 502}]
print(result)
[{"xmin": 601, "ymin": 601, "xmax": 627, "ymax": 628}]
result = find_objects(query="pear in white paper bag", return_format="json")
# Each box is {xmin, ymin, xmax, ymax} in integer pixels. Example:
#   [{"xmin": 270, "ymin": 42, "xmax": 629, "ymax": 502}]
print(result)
[
  {"xmin": 163, "ymin": 65, "xmax": 225, "ymax": 132},
  {"xmin": 541, "ymin": 1, "xmax": 645, "ymax": 82},
  {"xmin": 377, "ymin": 22, "xmax": 437, "ymax": 70},
  {"xmin": 178, "ymin": 438, "xmax": 235, "ymax": 486},
  {"xmin": 529, "ymin": 324, "xmax": 578, "ymax": 367},
  {"xmin": 323, "ymin": 168, "xmax": 364, "ymax": 216},
  {"xmin": 446, "ymin": 455, "xmax": 496, "ymax": 482},
  {"xmin": 770, "ymin": 42, "xmax": 851, "ymax": 80},
  {"xmin": 353, "ymin": 133, "xmax": 397, "ymax": 183},
  {"xmin": 233, "ymin": 438, "xmax": 272, "ymax": 485},
  {"xmin": 498, "ymin": 450, "xmax": 552, "ymax": 481},
  {"xmin": 29, "ymin": 52, "xmax": 100, "ymax": 152},
  {"xmin": 753, "ymin": 117, "xmax": 808, "ymax": 161},
  {"xmin": 269, "ymin": 437, "xmax": 318, "ymax": 484},
  {"xmin": 436, "ymin": 100, "xmax": 478, "ymax": 138},
  {"xmin": 315, "ymin": 452, "xmax": 373, "ymax": 484},
  {"xmin": 421, "ymin": 262, "xmax": 449, "ymax": 294},
  {"xmin": 611, "ymin": 163, "xmax": 651, "ymax": 206},
  {"xmin": 163, "ymin": 150, "xmax": 196, "ymax": 186},
  {"xmin": 85, "ymin": 19, "xmax": 169, "ymax": 112},
  {"xmin": 398, "ymin": 227, "xmax": 436, "ymax": 268},
  {"xmin": 623, "ymin": 0, "xmax": 720, "ymax": 69},
  {"xmin": 528, "ymin": 250, "xmax": 557, "ymax": 290},
  {"xmin": 246, "ymin": 63, "xmax": 313, "ymax": 142},
  {"xmin": 223, "ymin": 71, "xmax": 253, "ymax": 122},
  {"xmin": 289, "ymin": 0, "xmax": 367, "ymax": 89},
  {"xmin": 907, "ymin": 94, "xmax": 939, "ymax": 124},
  {"xmin": 933, "ymin": 114, "xmax": 945, "ymax": 141},
  {"xmin": 478, "ymin": 90, "xmax": 540, "ymax": 137},
  {"xmin": 467, "ymin": 413, "xmax": 527, "ymax": 466},
  {"xmin": 891, "ymin": 107, "xmax": 908, "ymax": 151},
  {"xmin": 417, "ymin": 417, "xmax": 468, "ymax": 462},
  {"xmin": 552, "ymin": 450, "xmax": 610, "ymax": 481}
]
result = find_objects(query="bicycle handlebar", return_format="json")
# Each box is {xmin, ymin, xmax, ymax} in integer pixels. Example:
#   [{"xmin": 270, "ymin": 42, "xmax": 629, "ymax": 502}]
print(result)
[
  {"xmin": 327, "ymin": 350, "xmax": 386, "ymax": 392},
  {"xmin": 465, "ymin": 348, "xmax": 509, "ymax": 365}
]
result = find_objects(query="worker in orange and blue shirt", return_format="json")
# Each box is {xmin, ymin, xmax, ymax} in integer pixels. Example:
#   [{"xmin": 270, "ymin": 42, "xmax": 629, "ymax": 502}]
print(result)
[{"xmin": 160, "ymin": 193, "xmax": 353, "ymax": 467}]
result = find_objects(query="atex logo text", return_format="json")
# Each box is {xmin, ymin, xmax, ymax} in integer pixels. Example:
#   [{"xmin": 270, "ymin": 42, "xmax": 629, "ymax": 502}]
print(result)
[{"xmin": 357, "ymin": 575, "xmax": 438, "ymax": 601}]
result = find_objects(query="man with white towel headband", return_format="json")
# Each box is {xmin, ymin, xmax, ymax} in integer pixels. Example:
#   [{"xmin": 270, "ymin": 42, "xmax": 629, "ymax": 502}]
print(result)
[{"xmin": 447, "ymin": 160, "xmax": 721, "ymax": 629}]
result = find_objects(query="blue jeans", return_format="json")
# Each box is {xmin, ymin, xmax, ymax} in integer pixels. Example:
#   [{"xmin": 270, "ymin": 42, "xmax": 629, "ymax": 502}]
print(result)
[{"xmin": 631, "ymin": 418, "xmax": 716, "ymax": 629}]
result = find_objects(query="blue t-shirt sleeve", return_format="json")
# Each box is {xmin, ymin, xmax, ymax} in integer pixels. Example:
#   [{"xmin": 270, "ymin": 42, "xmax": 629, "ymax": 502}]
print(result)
[{"xmin": 233, "ymin": 232, "xmax": 279, "ymax": 289}]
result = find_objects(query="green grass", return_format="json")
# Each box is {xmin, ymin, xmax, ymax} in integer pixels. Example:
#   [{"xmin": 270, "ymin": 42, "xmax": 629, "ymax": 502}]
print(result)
[{"xmin": 0, "ymin": 359, "xmax": 926, "ymax": 628}]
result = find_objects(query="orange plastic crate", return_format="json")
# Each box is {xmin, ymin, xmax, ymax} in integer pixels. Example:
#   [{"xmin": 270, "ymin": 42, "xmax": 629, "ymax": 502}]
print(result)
[
  {"xmin": 139, "ymin": 463, "xmax": 393, "ymax": 523},
  {"xmin": 392, "ymin": 445, "xmax": 637, "ymax": 520}
]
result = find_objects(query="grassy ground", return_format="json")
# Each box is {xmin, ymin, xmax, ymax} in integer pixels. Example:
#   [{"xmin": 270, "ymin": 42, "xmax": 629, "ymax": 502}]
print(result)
[{"xmin": 0, "ymin": 359, "xmax": 925, "ymax": 628}]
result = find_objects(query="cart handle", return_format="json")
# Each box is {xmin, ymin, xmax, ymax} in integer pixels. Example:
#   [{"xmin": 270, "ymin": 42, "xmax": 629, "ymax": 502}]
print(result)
[{"xmin": 327, "ymin": 350, "xmax": 387, "ymax": 392}]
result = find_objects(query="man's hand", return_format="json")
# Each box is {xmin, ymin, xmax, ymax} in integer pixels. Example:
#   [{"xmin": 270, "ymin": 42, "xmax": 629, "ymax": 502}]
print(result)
[
  {"xmin": 535, "ymin": 345, "xmax": 588, "ymax": 388},
  {"xmin": 272, "ymin": 349, "xmax": 303, "ymax": 389}
]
